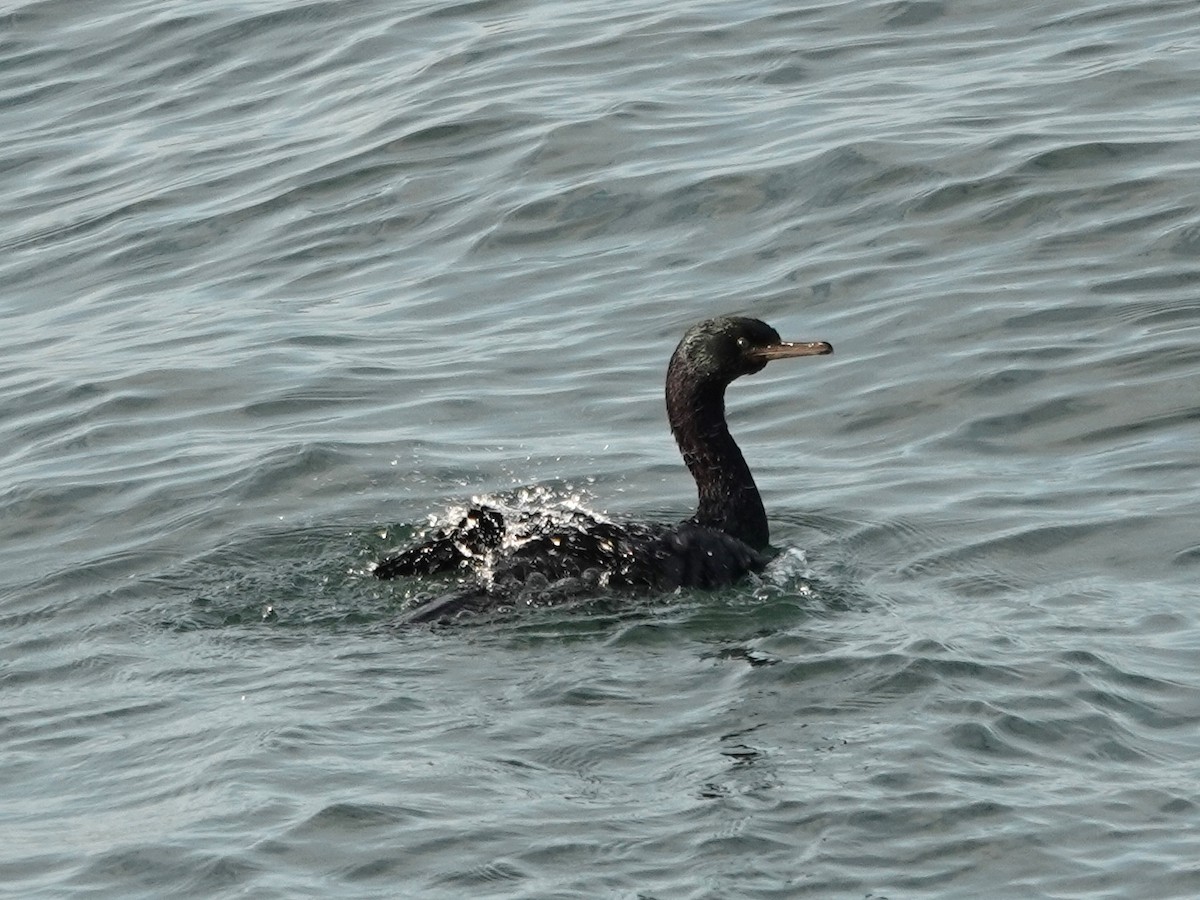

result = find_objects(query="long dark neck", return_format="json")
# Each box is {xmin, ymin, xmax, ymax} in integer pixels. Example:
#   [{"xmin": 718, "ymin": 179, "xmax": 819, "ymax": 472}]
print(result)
[{"xmin": 666, "ymin": 365, "xmax": 769, "ymax": 550}]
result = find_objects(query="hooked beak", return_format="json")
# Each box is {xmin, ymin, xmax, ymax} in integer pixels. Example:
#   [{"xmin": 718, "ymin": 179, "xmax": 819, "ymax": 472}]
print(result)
[{"xmin": 751, "ymin": 340, "xmax": 833, "ymax": 361}]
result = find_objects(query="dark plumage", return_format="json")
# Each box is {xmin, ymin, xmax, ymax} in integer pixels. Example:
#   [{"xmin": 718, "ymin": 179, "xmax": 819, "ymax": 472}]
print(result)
[{"xmin": 375, "ymin": 316, "xmax": 832, "ymax": 622}]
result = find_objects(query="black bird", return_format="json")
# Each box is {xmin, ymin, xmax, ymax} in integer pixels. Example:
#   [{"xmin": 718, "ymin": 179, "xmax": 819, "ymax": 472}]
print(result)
[{"xmin": 375, "ymin": 316, "xmax": 832, "ymax": 622}]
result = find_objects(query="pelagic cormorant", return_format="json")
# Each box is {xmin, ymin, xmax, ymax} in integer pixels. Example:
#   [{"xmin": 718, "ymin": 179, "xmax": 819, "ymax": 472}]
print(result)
[{"xmin": 375, "ymin": 316, "xmax": 832, "ymax": 622}]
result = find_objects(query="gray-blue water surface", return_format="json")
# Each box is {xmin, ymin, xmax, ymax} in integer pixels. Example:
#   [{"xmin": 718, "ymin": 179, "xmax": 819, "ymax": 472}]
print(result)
[{"xmin": 4, "ymin": 0, "xmax": 1200, "ymax": 896}]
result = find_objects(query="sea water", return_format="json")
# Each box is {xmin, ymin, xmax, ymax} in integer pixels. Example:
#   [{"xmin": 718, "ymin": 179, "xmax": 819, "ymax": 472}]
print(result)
[{"xmin": 3, "ymin": 1, "xmax": 1200, "ymax": 896}]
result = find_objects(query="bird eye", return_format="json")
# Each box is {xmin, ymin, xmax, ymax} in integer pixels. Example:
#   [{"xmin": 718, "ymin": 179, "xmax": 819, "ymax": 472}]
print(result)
[{"xmin": 736, "ymin": 337, "xmax": 749, "ymax": 349}]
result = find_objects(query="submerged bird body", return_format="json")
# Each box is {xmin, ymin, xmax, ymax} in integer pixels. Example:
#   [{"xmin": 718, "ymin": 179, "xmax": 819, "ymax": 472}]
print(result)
[{"xmin": 375, "ymin": 316, "xmax": 831, "ymax": 622}]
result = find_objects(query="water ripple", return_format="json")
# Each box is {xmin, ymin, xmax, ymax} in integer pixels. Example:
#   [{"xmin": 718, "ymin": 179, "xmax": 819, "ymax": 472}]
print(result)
[{"xmin": 4, "ymin": 0, "xmax": 1200, "ymax": 897}]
